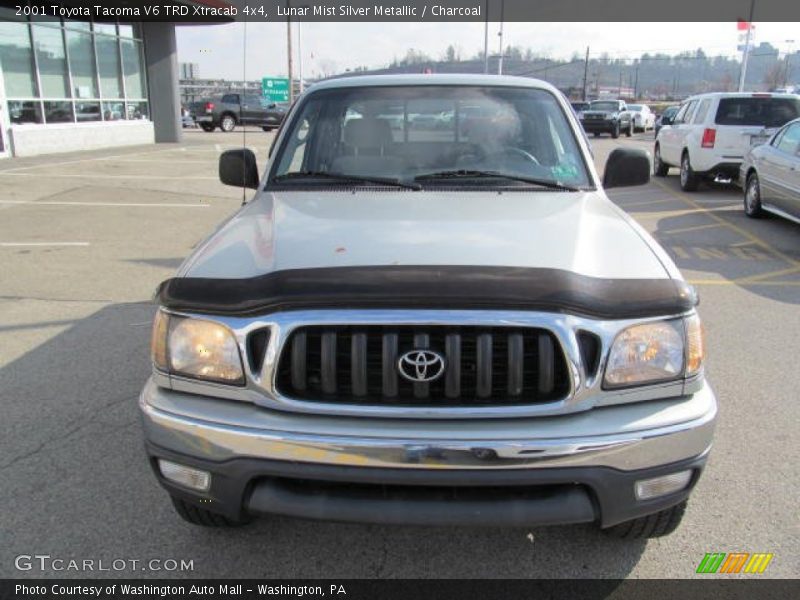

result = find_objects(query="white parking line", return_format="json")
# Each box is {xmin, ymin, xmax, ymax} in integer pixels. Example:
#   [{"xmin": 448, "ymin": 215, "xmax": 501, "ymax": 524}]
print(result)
[
  {"xmin": 0, "ymin": 172, "xmax": 217, "ymax": 180},
  {"xmin": 0, "ymin": 200, "xmax": 209, "ymax": 208},
  {"xmin": 0, "ymin": 242, "xmax": 90, "ymax": 247}
]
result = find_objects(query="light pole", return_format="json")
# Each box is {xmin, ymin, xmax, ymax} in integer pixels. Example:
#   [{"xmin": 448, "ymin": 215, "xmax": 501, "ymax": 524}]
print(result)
[
  {"xmin": 297, "ymin": 20, "xmax": 303, "ymax": 94},
  {"xmin": 784, "ymin": 39, "xmax": 795, "ymax": 87},
  {"xmin": 738, "ymin": 0, "xmax": 756, "ymax": 92},
  {"xmin": 483, "ymin": 0, "xmax": 489, "ymax": 74},
  {"xmin": 286, "ymin": 1, "xmax": 293, "ymax": 104},
  {"xmin": 497, "ymin": 0, "xmax": 505, "ymax": 75}
]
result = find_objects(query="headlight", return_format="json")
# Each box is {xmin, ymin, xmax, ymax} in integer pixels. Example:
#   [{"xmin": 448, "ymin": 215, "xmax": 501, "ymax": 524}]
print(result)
[
  {"xmin": 150, "ymin": 310, "xmax": 244, "ymax": 385},
  {"xmin": 604, "ymin": 319, "xmax": 685, "ymax": 388}
]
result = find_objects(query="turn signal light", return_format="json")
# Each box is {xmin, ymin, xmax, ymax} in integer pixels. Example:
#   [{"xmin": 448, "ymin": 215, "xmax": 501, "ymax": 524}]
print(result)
[{"xmin": 701, "ymin": 128, "xmax": 716, "ymax": 148}]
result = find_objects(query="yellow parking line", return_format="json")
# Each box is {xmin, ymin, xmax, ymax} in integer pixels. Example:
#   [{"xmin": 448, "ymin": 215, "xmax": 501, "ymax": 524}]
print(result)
[
  {"xmin": 651, "ymin": 179, "xmax": 800, "ymax": 268},
  {"xmin": 617, "ymin": 198, "xmax": 673, "ymax": 208},
  {"xmin": 663, "ymin": 223, "xmax": 723, "ymax": 235},
  {"xmin": 736, "ymin": 265, "xmax": 800, "ymax": 283},
  {"xmin": 688, "ymin": 279, "xmax": 800, "ymax": 287}
]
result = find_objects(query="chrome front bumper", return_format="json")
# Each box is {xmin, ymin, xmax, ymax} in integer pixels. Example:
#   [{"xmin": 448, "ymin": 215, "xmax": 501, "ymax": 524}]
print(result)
[{"xmin": 139, "ymin": 377, "xmax": 717, "ymax": 472}]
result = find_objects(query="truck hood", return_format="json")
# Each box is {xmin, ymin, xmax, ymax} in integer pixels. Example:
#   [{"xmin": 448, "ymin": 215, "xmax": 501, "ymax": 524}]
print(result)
[{"xmin": 179, "ymin": 190, "xmax": 669, "ymax": 280}]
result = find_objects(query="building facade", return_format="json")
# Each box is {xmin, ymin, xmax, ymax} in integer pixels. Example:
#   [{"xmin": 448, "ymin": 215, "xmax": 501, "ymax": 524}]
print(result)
[{"xmin": 0, "ymin": 8, "xmax": 182, "ymax": 158}]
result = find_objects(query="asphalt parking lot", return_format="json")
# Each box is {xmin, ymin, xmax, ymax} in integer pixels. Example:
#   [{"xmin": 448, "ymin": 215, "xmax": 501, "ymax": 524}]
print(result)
[{"xmin": 0, "ymin": 128, "xmax": 798, "ymax": 579}]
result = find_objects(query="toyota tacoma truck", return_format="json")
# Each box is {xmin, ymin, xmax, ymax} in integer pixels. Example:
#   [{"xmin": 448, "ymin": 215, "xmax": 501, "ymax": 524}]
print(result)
[
  {"xmin": 580, "ymin": 99, "xmax": 634, "ymax": 138},
  {"xmin": 141, "ymin": 74, "xmax": 715, "ymax": 538}
]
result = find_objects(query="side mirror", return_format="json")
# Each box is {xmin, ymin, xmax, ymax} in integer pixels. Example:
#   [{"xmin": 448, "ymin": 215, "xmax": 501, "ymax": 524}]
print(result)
[
  {"xmin": 219, "ymin": 149, "xmax": 259, "ymax": 189},
  {"xmin": 603, "ymin": 147, "xmax": 651, "ymax": 189}
]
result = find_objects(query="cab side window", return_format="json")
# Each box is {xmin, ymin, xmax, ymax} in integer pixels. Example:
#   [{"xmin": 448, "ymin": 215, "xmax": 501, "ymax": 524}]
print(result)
[
  {"xmin": 672, "ymin": 103, "xmax": 690, "ymax": 124},
  {"xmin": 221, "ymin": 94, "xmax": 239, "ymax": 104}
]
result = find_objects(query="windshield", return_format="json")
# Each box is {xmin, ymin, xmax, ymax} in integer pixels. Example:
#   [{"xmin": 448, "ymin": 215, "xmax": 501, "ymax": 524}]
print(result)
[
  {"xmin": 270, "ymin": 85, "xmax": 591, "ymax": 189},
  {"xmin": 589, "ymin": 101, "xmax": 619, "ymax": 112},
  {"xmin": 627, "ymin": 105, "xmax": 642, "ymax": 111},
  {"xmin": 715, "ymin": 97, "xmax": 800, "ymax": 128}
]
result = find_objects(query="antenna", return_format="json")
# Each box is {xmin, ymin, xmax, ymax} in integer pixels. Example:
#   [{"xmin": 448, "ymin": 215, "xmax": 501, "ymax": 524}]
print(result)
[{"xmin": 240, "ymin": 20, "xmax": 248, "ymax": 206}]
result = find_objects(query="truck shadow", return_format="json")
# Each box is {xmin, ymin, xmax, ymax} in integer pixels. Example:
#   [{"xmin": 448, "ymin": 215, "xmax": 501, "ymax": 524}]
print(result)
[
  {"xmin": 0, "ymin": 303, "xmax": 645, "ymax": 580},
  {"xmin": 608, "ymin": 180, "xmax": 800, "ymax": 306}
]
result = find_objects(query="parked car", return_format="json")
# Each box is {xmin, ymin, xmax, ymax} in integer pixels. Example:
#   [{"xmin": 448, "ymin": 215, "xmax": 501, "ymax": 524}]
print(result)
[
  {"xmin": 654, "ymin": 106, "xmax": 679, "ymax": 138},
  {"xmin": 627, "ymin": 104, "xmax": 656, "ymax": 132},
  {"xmin": 740, "ymin": 117, "xmax": 800, "ymax": 223},
  {"xmin": 654, "ymin": 92, "xmax": 800, "ymax": 191},
  {"xmin": 580, "ymin": 99, "xmax": 634, "ymax": 138},
  {"xmin": 142, "ymin": 74, "xmax": 714, "ymax": 540},
  {"xmin": 192, "ymin": 93, "xmax": 289, "ymax": 132}
]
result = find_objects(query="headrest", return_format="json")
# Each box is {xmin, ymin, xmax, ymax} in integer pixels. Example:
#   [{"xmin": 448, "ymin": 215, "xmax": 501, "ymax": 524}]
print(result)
[{"xmin": 343, "ymin": 118, "xmax": 393, "ymax": 148}]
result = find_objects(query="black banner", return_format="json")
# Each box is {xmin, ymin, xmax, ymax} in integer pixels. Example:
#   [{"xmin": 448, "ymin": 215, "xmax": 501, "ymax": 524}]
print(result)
[
  {"xmin": 2, "ymin": 0, "xmax": 800, "ymax": 23},
  {"xmin": 2, "ymin": 580, "xmax": 800, "ymax": 600}
]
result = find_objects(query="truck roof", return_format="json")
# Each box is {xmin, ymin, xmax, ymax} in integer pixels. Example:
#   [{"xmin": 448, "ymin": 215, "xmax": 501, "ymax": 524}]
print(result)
[{"xmin": 308, "ymin": 73, "xmax": 557, "ymax": 93}]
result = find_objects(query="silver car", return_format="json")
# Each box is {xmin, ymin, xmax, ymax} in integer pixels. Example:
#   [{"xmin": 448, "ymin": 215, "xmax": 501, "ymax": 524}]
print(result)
[
  {"xmin": 140, "ymin": 74, "xmax": 715, "ymax": 539},
  {"xmin": 741, "ymin": 117, "xmax": 800, "ymax": 223}
]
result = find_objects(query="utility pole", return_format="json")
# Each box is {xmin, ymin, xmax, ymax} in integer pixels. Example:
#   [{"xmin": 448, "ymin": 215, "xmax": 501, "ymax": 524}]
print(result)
[
  {"xmin": 286, "ymin": 1, "xmax": 293, "ymax": 104},
  {"xmin": 297, "ymin": 20, "xmax": 303, "ymax": 94},
  {"xmin": 497, "ymin": 0, "xmax": 505, "ymax": 75},
  {"xmin": 618, "ymin": 68, "xmax": 623, "ymax": 97},
  {"xmin": 483, "ymin": 0, "xmax": 489, "ymax": 74},
  {"xmin": 633, "ymin": 62, "xmax": 639, "ymax": 99},
  {"xmin": 582, "ymin": 46, "xmax": 590, "ymax": 101},
  {"xmin": 738, "ymin": 0, "xmax": 756, "ymax": 92}
]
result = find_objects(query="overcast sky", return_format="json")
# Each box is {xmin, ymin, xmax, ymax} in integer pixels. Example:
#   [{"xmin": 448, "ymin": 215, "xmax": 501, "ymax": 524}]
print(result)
[{"xmin": 176, "ymin": 22, "xmax": 798, "ymax": 80}]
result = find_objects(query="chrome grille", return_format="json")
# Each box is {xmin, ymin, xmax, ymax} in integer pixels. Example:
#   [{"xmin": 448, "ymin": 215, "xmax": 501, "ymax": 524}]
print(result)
[{"xmin": 275, "ymin": 326, "xmax": 570, "ymax": 406}]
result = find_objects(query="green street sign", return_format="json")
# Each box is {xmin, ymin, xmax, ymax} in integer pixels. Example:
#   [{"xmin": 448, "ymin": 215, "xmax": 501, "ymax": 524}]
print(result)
[{"xmin": 262, "ymin": 77, "xmax": 290, "ymax": 102}]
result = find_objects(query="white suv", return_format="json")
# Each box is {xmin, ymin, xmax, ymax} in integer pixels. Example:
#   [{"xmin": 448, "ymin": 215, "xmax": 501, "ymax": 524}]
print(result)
[{"xmin": 654, "ymin": 92, "xmax": 800, "ymax": 191}]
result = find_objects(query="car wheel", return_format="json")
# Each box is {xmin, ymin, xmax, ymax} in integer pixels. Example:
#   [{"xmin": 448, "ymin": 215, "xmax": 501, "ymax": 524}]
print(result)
[
  {"xmin": 625, "ymin": 121, "xmax": 633, "ymax": 137},
  {"xmin": 170, "ymin": 496, "xmax": 251, "ymax": 527},
  {"xmin": 744, "ymin": 173, "xmax": 764, "ymax": 218},
  {"xmin": 653, "ymin": 145, "xmax": 669, "ymax": 177},
  {"xmin": 611, "ymin": 122, "xmax": 620, "ymax": 139},
  {"xmin": 220, "ymin": 114, "xmax": 237, "ymax": 132},
  {"xmin": 200, "ymin": 123, "xmax": 215, "ymax": 133},
  {"xmin": 679, "ymin": 152, "xmax": 700, "ymax": 191},
  {"xmin": 603, "ymin": 501, "xmax": 687, "ymax": 539},
  {"xmin": 261, "ymin": 126, "xmax": 275, "ymax": 132},
  {"xmin": 593, "ymin": 132, "xmax": 600, "ymax": 138}
]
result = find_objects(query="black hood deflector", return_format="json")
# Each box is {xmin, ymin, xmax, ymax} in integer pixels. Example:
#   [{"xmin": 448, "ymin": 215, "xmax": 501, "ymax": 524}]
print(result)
[{"xmin": 156, "ymin": 266, "xmax": 697, "ymax": 319}]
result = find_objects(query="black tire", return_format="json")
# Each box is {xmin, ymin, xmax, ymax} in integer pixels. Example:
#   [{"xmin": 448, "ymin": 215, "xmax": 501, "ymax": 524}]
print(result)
[
  {"xmin": 625, "ymin": 121, "xmax": 633, "ymax": 137},
  {"xmin": 603, "ymin": 501, "xmax": 687, "ymax": 539},
  {"xmin": 611, "ymin": 122, "xmax": 620, "ymax": 139},
  {"xmin": 220, "ymin": 113, "xmax": 237, "ymax": 133},
  {"xmin": 170, "ymin": 496, "xmax": 250, "ymax": 527},
  {"xmin": 744, "ymin": 172, "xmax": 765, "ymax": 218},
  {"xmin": 262, "ymin": 126, "xmax": 275, "ymax": 132},
  {"xmin": 679, "ymin": 152, "xmax": 700, "ymax": 191},
  {"xmin": 593, "ymin": 132, "xmax": 600, "ymax": 138},
  {"xmin": 653, "ymin": 144, "xmax": 669, "ymax": 177},
  {"xmin": 200, "ymin": 123, "xmax": 215, "ymax": 133}
]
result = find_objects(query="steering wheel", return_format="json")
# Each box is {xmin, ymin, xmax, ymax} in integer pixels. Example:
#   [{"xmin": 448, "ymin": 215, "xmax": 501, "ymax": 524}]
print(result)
[{"xmin": 483, "ymin": 146, "xmax": 540, "ymax": 166}]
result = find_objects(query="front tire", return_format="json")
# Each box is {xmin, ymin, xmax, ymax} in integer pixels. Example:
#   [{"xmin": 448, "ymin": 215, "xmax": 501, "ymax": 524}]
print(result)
[
  {"xmin": 603, "ymin": 501, "xmax": 687, "ymax": 539},
  {"xmin": 261, "ymin": 126, "xmax": 275, "ymax": 132},
  {"xmin": 625, "ymin": 121, "xmax": 633, "ymax": 137},
  {"xmin": 611, "ymin": 122, "xmax": 620, "ymax": 139},
  {"xmin": 220, "ymin": 114, "xmax": 237, "ymax": 133},
  {"xmin": 744, "ymin": 173, "xmax": 764, "ymax": 218},
  {"xmin": 653, "ymin": 145, "xmax": 669, "ymax": 177},
  {"xmin": 200, "ymin": 123, "xmax": 215, "ymax": 132},
  {"xmin": 170, "ymin": 496, "xmax": 250, "ymax": 527},
  {"xmin": 680, "ymin": 152, "xmax": 700, "ymax": 191}
]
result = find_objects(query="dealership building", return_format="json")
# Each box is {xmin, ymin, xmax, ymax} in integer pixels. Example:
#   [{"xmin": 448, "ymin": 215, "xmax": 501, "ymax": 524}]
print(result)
[{"xmin": 0, "ymin": 5, "xmax": 218, "ymax": 158}]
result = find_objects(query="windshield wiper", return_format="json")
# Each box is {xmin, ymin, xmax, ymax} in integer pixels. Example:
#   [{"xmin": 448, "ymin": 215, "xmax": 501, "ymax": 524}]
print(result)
[
  {"xmin": 273, "ymin": 171, "xmax": 421, "ymax": 190},
  {"xmin": 414, "ymin": 170, "xmax": 583, "ymax": 191}
]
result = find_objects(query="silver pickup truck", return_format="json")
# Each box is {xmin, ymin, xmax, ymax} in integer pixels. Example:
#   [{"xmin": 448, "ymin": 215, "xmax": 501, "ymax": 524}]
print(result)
[{"xmin": 141, "ymin": 74, "xmax": 715, "ymax": 538}]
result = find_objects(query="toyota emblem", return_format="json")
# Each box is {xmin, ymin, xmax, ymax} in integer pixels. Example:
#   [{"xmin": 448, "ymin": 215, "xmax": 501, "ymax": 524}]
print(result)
[{"xmin": 397, "ymin": 349, "xmax": 446, "ymax": 383}]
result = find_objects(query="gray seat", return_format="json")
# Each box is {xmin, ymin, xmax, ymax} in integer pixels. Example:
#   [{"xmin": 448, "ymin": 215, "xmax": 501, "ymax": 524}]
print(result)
[{"xmin": 342, "ymin": 118, "xmax": 394, "ymax": 156}]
